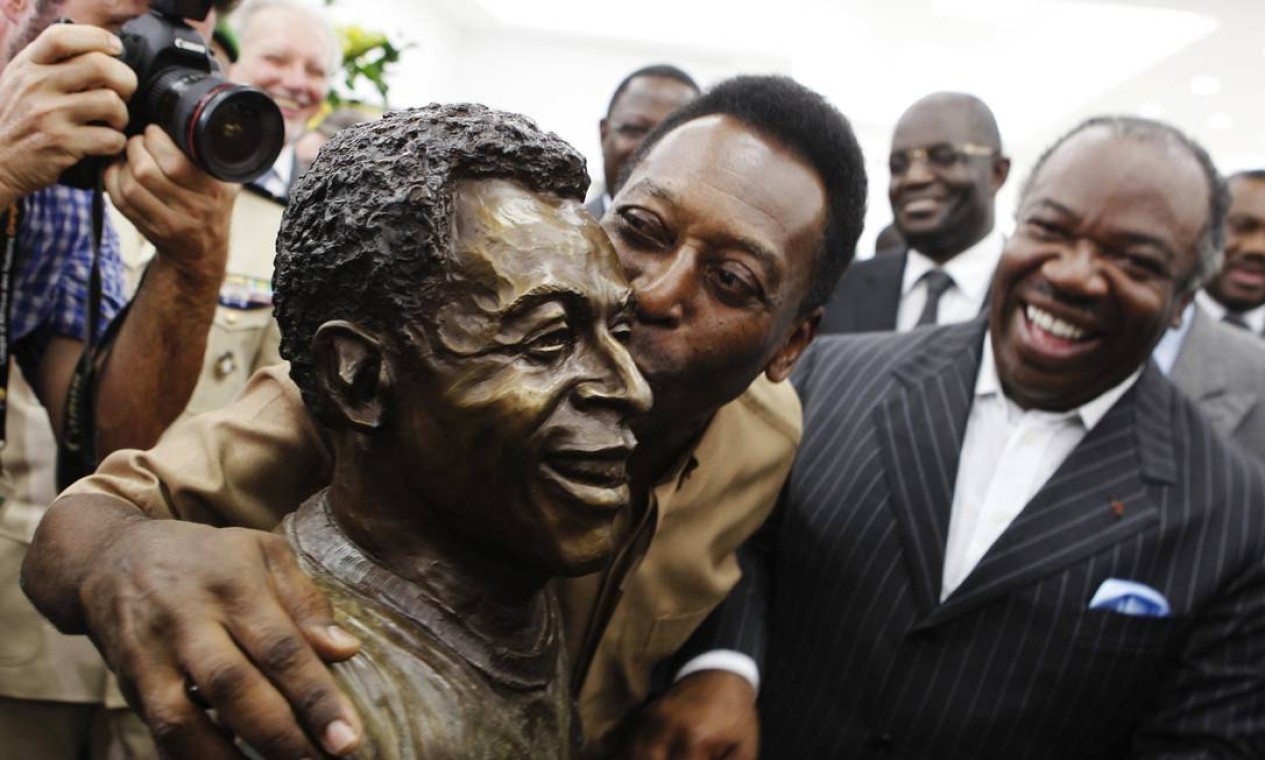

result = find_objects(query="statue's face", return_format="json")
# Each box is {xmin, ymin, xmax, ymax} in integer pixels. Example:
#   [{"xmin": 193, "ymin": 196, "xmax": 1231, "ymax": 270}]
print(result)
[{"xmin": 397, "ymin": 178, "xmax": 652, "ymax": 576}]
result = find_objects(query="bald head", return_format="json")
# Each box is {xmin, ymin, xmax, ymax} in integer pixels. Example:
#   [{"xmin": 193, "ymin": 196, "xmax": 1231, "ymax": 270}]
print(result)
[
  {"xmin": 888, "ymin": 91, "xmax": 1010, "ymax": 263},
  {"xmin": 897, "ymin": 92, "xmax": 1002, "ymax": 151}
]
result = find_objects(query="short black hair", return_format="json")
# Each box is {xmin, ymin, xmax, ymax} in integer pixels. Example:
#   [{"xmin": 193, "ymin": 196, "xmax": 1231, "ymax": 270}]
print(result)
[
  {"xmin": 1021, "ymin": 115, "xmax": 1228, "ymax": 292},
  {"xmin": 274, "ymin": 104, "xmax": 590, "ymax": 411},
  {"xmin": 621, "ymin": 74, "xmax": 867, "ymax": 314},
  {"xmin": 605, "ymin": 64, "xmax": 700, "ymax": 118}
]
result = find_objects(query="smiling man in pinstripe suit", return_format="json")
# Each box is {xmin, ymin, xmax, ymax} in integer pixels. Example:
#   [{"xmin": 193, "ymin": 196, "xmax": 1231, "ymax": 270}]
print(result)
[{"xmin": 633, "ymin": 116, "xmax": 1265, "ymax": 759}]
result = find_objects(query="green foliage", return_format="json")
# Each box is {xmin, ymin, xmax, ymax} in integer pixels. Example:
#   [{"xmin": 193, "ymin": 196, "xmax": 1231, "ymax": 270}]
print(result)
[
  {"xmin": 330, "ymin": 24, "xmax": 405, "ymax": 107},
  {"xmin": 321, "ymin": 1, "xmax": 407, "ymax": 108}
]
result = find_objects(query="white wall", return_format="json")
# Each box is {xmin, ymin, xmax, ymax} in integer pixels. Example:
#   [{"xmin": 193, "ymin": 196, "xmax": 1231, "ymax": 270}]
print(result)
[{"xmin": 309, "ymin": 0, "xmax": 1265, "ymax": 258}]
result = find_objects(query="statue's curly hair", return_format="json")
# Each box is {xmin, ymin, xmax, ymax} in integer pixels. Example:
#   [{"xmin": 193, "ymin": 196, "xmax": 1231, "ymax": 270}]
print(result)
[{"xmin": 273, "ymin": 103, "xmax": 590, "ymax": 411}]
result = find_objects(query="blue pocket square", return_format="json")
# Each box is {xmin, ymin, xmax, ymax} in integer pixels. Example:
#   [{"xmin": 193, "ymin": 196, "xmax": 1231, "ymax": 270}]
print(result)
[{"xmin": 1088, "ymin": 578, "xmax": 1171, "ymax": 618}]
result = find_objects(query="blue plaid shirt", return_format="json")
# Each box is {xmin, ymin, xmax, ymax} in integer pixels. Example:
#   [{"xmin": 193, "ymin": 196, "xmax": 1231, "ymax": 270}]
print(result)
[{"xmin": 14, "ymin": 186, "xmax": 126, "ymax": 381}]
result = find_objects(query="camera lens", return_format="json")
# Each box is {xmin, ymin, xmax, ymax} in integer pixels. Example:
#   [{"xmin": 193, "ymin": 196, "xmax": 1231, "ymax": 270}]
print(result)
[{"xmin": 148, "ymin": 67, "xmax": 285, "ymax": 183}]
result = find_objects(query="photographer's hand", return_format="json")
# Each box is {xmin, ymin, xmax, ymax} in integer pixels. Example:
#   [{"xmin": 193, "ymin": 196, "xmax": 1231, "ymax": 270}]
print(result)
[
  {"xmin": 0, "ymin": 23, "xmax": 136, "ymax": 207},
  {"xmin": 83, "ymin": 125, "xmax": 235, "ymax": 452}
]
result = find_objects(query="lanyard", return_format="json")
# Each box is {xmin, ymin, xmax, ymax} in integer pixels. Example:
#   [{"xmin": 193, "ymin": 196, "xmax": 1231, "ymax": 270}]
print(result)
[{"xmin": 0, "ymin": 203, "xmax": 23, "ymax": 452}]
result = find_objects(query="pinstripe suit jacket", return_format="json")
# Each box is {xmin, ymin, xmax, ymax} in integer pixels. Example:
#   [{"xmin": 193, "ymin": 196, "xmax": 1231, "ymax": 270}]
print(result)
[{"xmin": 700, "ymin": 318, "xmax": 1265, "ymax": 759}]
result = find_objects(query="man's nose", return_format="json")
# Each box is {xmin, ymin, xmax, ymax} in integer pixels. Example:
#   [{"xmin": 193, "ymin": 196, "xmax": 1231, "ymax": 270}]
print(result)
[
  {"xmin": 897, "ymin": 156, "xmax": 936, "ymax": 187},
  {"xmin": 279, "ymin": 62, "xmax": 312, "ymax": 91},
  {"xmin": 631, "ymin": 251, "xmax": 694, "ymax": 325},
  {"xmin": 575, "ymin": 335, "xmax": 653, "ymax": 415},
  {"xmin": 1042, "ymin": 241, "xmax": 1108, "ymax": 298}
]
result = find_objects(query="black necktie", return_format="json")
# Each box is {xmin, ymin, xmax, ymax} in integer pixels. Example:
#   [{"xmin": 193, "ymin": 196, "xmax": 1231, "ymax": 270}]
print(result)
[
  {"xmin": 1223, "ymin": 311, "xmax": 1252, "ymax": 331},
  {"xmin": 916, "ymin": 269, "xmax": 955, "ymax": 327}
]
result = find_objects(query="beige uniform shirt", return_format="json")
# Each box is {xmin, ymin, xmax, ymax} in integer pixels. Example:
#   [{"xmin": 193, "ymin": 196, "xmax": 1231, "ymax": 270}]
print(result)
[
  {"xmin": 113, "ymin": 187, "xmax": 285, "ymax": 419},
  {"xmin": 65, "ymin": 366, "xmax": 802, "ymax": 738}
]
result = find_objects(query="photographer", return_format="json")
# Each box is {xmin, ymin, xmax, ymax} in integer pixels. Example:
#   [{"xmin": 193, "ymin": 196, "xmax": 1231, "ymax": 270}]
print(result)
[{"xmin": 0, "ymin": 1, "xmax": 235, "ymax": 756}]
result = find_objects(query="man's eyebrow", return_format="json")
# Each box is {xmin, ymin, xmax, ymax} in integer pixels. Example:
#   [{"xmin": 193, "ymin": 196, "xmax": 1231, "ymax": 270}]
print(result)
[
  {"xmin": 1031, "ymin": 198, "xmax": 1076, "ymax": 217},
  {"xmin": 1030, "ymin": 198, "xmax": 1175, "ymax": 260},
  {"xmin": 499, "ymin": 285, "xmax": 589, "ymax": 320},
  {"xmin": 621, "ymin": 179, "xmax": 784, "ymax": 290}
]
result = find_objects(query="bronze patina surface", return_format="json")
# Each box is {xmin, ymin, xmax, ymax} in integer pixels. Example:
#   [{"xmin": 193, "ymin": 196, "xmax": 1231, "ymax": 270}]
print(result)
[{"xmin": 271, "ymin": 104, "xmax": 652, "ymax": 758}]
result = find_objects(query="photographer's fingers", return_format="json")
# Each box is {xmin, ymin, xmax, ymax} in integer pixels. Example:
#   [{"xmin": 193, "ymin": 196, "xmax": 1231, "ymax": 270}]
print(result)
[
  {"xmin": 61, "ymin": 86, "xmax": 131, "ymax": 133},
  {"xmin": 21, "ymin": 24, "xmax": 122, "ymax": 67},
  {"xmin": 50, "ymin": 50, "xmax": 138, "ymax": 102}
]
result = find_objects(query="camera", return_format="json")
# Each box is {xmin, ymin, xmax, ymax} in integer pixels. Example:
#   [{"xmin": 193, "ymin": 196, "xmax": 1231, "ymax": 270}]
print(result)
[{"xmin": 61, "ymin": 0, "xmax": 286, "ymax": 188}]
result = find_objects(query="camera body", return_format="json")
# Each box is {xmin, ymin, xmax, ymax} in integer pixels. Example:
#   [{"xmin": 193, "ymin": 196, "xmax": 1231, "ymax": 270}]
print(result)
[{"xmin": 61, "ymin": 0, "xmax": 286, "ymax": 188}]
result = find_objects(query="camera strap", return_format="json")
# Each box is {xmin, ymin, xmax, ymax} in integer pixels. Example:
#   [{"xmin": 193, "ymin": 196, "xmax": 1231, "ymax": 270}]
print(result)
[
  {"xmin": 0, "ymin": 201, "xmax": 25, "ymax": 453},
  {"xmin": 57, "ymin": 175, "xmax": 129, "ymax": 490}
]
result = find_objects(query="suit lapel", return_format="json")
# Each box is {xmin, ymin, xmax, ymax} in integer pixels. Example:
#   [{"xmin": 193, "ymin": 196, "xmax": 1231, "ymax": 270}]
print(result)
[
  {"xmin": 873, "ymin": 319, "xmax": 985, "ymax": 615},
  {"xmin": 1171, "ymin": 309, "xmax": 1255, "ymax": 435},
  {"xmin": 919, "ymin": 365, "xmax": 1178, "ymax": 629},
  {"xmin": 849, "ymin": 251, "xmax": 905, "ymax": 331}
]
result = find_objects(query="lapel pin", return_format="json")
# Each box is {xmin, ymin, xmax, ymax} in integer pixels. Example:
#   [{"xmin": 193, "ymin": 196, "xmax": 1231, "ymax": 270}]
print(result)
[{"xmin": 1110, "ymin": 499, "xmax": 1125, "ymax": 519}]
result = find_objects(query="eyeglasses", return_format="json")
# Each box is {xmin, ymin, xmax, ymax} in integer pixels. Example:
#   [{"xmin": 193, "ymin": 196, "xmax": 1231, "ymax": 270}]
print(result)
[
  {"xmin": 889, "ymin": 142, "xmax": 997, "ymax": 175},
  {"xmin": 610, "ymin": 122, "xmax": 653, "ymax": 140}
]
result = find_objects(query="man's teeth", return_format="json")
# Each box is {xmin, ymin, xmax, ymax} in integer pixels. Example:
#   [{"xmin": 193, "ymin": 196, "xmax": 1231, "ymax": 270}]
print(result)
[{"xmin": 1026, "ymin": 305, "xmax": 1086, "ymax": 340}]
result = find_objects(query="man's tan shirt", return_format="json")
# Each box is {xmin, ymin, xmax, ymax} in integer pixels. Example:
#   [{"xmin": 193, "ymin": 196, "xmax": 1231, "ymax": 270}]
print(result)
[{"xmin": 65, "ymin": 365, "xmax": 801, "ymax": 738}]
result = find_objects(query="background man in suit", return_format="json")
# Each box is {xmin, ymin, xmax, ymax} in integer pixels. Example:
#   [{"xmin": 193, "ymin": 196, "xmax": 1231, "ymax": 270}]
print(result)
[
  {"xmin": 634, "ymin": 116, "xmax": 1265, "ymax": 758},
  {"xmin": 819, "ymin": 92, "xmax": 1010, "ymax": 334},
  {"xmin": 1197, "ymin": 169, "xmax": 1265, "ymax": 335},
  {"xmin": 1156, "ymin": 303, "xmax": 1265, "ymax": 461},
  {"xmin": 587, "ymin": 64, "xmax": 699, "ymax": 219}
]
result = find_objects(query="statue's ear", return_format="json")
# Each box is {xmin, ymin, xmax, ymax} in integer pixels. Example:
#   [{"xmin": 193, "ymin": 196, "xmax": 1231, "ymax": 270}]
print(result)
[{"xmin": 311, "ymin": 320, "xmax": 390, "ymax": 433}]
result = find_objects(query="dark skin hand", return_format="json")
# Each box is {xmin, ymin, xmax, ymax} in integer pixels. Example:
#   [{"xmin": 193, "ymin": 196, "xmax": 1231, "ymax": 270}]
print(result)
[
  {"xmin": 618, "ymin": 671, "xmax": 759, "ymax": 759},
  {"xmin": 37, "ymin": 497, "xmax": 363, "ymax": 758}
]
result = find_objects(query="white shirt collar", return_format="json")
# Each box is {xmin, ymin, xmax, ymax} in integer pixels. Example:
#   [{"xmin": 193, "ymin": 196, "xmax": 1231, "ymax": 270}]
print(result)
[
  {"xmin": 976, "ymin": 330, "xmax": 1143, "ymax": 432},
  {"xmin": 273, "ymin": 144, "xmax": 296, "ymax": 187},
  {"xmin": 1151, "ymin": 302, "xmax": 1196, "ymax": 376},
  {"xmin": 1196, "ymin": 289, "xmax": 1265, "ymax": 333},
  {"xmin": 902, "ymin": 227, "xmax": 1005, "ymax": 300}
]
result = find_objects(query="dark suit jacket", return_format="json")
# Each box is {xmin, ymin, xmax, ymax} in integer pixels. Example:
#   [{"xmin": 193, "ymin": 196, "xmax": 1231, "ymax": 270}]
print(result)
[
  {"xmin": 1170, "ymin": 306, "xmax": 1265, "ymax": 462},
  {"xmin": 695, "ymin": 319, "xmax": 1265, "ymax": 759},
  {"xmin": 817, "ymin": 250, "xmax": 906, "ymax": 334}
]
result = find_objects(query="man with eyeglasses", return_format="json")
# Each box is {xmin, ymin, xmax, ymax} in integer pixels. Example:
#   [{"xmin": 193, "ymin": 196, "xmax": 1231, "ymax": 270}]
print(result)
[
  {"xmin": 819, "ymin": 91, "xmax": 1010, "ymax": 333},
  {"xmin": 587, "ymin": 64, "xmax": 699, "ymax": 219}
]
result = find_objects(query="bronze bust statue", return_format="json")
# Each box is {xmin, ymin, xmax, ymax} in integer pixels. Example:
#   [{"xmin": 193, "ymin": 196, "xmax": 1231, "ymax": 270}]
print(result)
[{"xmin": 270, "ymin": 104, "xmax": 652, "ymax": 758}]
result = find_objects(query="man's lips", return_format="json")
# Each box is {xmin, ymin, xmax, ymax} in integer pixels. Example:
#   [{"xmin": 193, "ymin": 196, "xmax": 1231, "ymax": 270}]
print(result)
[
  {"xmin": 898, "ymin": 197, "xmax": 944, "ymax": 218},
  {"xmin": 540, "ymin": 448, "xmax": 633, "ymax": 512},
  {"xmin": 1013, "ymin": 302, "xmax": 1102, "ymax": 362},
  {"xmin": 1224, "ymin": 261, "xmax": 1265, "ymax": 290}
]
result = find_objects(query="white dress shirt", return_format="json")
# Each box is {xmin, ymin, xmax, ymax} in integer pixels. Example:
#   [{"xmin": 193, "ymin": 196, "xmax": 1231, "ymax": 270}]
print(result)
[
  {"xmin": 1151, "ymin": 302, "xmax": 1197, "ymax": 376},
  {"xmin": 896, "ymin": 228, "xmax": 1005, "ymax": 332},
  {"xmin": 1196, "ymin": 289, "xmax": 1265, "ymax": 334},
  {"xmin": 940, "ymin": 334, "xmax": 1142, "ymax": 599},
  {"xmin": 256, "ymin": 144, "xmax": 295, "ymax": 200}
]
